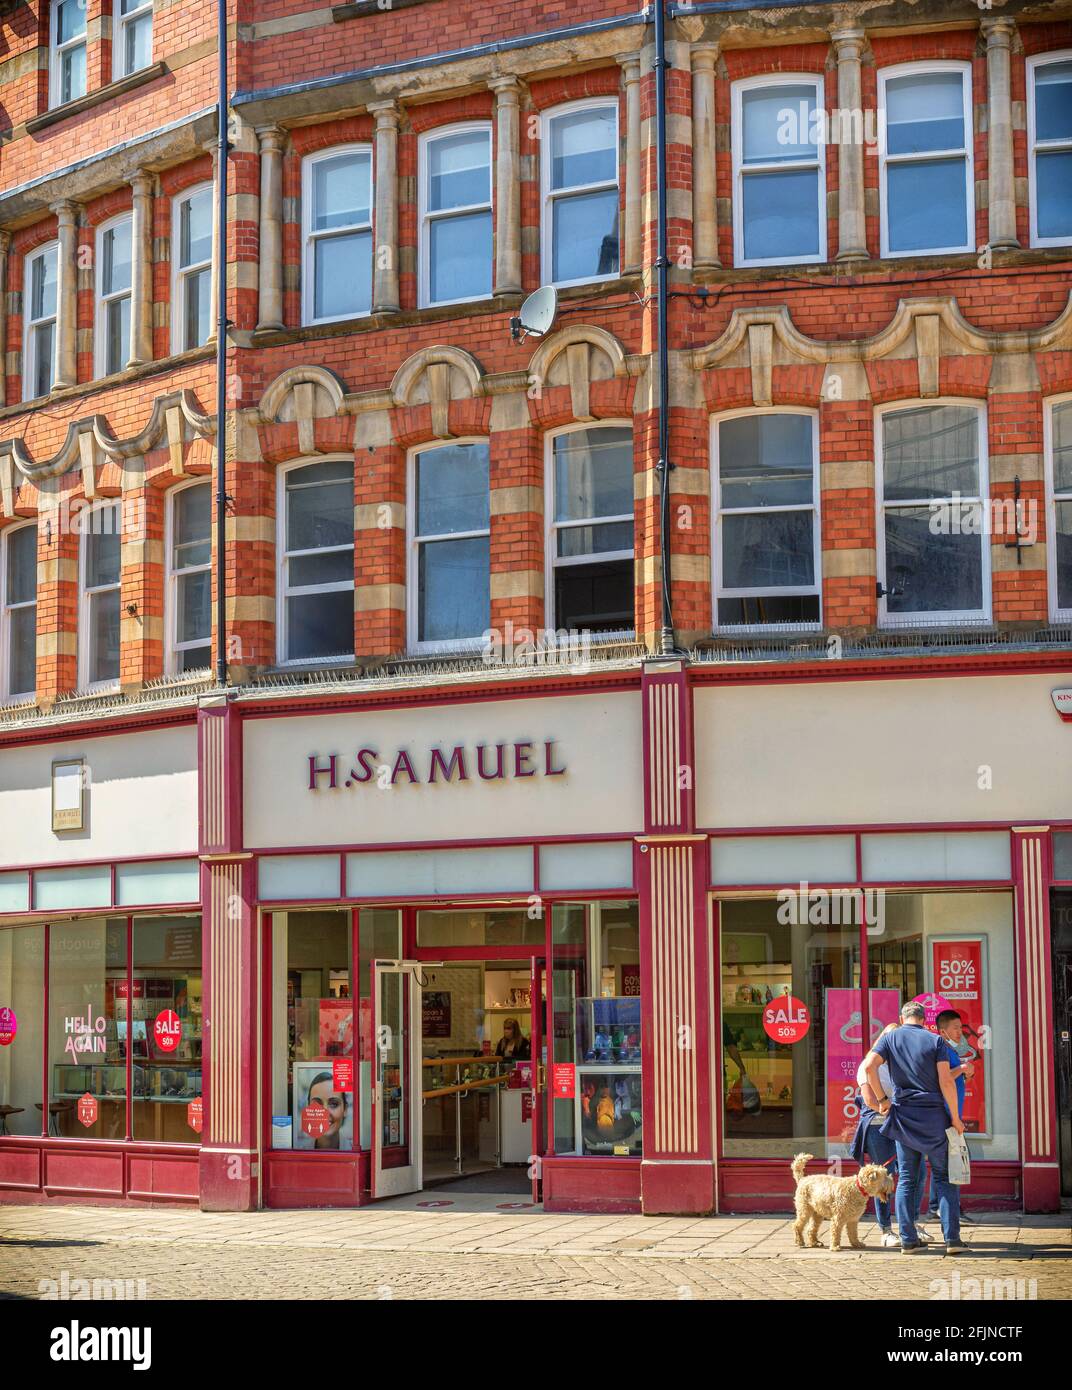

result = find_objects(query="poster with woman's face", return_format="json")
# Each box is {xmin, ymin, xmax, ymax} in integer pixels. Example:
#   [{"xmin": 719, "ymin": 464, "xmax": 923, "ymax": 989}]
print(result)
[{"xmin": 293, "ymin": 1062, "xmax": 353, "ymax": 1151}]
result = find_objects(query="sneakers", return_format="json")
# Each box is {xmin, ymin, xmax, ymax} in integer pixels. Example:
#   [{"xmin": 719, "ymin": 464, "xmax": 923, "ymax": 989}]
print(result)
[
  {"xmin": 900, "ymin": 1241, "xmax": 923, "ymax": 1253},
  {"xmin": 880, "ymin": 1230, "xmax": 900, "ymax": 1248},
  {"xmin": 915, "ymin": 1225, "xmax": 935, "ymax": 1244},
  {"xmin": 944, "ymin": 1240, "xmax": 966, "ymax": 1254}
]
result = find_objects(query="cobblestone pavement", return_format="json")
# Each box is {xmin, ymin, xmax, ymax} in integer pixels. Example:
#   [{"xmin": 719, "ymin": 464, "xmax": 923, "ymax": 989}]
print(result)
[{"xmin": 1, "ymin": 1203, "xmax": 1069, "ymax": 1301}]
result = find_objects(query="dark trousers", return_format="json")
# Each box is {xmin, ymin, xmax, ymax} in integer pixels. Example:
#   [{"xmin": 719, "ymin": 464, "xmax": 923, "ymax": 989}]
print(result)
[
  {"xmin": 895, "ymin": 1142, "xmax": 960, "ymax": 1245},
  {"xmin": 862, "ymin": 1124, "xmax": 897, "ymax": 1229}
]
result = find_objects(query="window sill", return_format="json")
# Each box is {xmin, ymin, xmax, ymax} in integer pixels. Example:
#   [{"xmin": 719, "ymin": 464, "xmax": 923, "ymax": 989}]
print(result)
[
  {"xmin": 250, "ymin": 274, "xmax": 641, "ymax": 348},
  {"xmin": 26, "ymin": 62, "xmax": 167, "ymax": 134},
  {"xmin": 2, "ymin": 343, "xmax": 215, "ymax": 422},
  {"xmin": 693, "ymin": 245, "xmax": 1072, "ymax": 283}
]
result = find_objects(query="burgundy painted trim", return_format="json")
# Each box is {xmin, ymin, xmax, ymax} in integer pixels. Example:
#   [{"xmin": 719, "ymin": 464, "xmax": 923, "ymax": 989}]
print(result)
[
  {"xmin": 0, "ymin": 705, "xmax": 196, "ymax": 752},
  {"xmin": 41, "ymin": 922, "xmax": 49, "ymax": 1139},
  {"xmin": 1012, "ymin": 830, "xmax": 1060, "ymax": 1186},
  {"xmin": 125, "ymin": 915, "xmax": 133, "ymax": 1142},
  {"xmin": 0, "ymin": 848, "xmax": 199, "ymax": 877},
  {"xmin": 254, "ymin": 831, "xmax": 638, "ymax": 856},
  {"xmin": 704, "ymin": 818, "xmax": 1064, "ymax": 837},
  {"xmin": 710, "ymin": 879, "xmax": 1015, "ymax": 893},
  {"xmin": 689, "ymin": 651, "xmax": 1072, "ymax": 687},
  {"xmin": 0, "ymin": 900, "xmax": 200, "ymax": 926}
]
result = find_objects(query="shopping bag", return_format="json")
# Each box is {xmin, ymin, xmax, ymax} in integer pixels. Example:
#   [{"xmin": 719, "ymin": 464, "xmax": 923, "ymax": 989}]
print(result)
[
  {"xmin": 740, "ymin": 1076, "xmax": 762, "ymax": 1114},
  {"xmin": 946, "ymin": 1127, "xmax": 971, "ymax": 1185}
]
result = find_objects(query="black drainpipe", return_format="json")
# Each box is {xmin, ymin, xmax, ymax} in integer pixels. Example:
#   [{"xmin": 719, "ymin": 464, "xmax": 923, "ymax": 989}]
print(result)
[
  {"xmin": 653, "ymin": 0, "xmax": 675, "ymax": 655},
  {"xmin": 214, "ymin": 0, "xmax": 229, "ymax": 688}
]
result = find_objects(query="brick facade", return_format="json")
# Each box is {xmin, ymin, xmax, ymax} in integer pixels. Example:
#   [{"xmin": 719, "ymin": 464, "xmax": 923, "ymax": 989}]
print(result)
[{"xmin": 1, "ymin": 0, "xmax": 1071, "ymax": 708}]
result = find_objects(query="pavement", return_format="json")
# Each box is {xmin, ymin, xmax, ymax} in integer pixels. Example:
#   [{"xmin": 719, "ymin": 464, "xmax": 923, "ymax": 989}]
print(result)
[{"xmin": 1, "ymin": 1198, "xmax": 1068, "ymax": 1300}]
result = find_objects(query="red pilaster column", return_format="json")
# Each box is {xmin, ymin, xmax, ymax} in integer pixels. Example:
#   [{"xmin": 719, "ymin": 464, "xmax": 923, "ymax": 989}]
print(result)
[
  {"xmin": 198, "ymin": 699, "xmax": 258, "ymax": 1211},
  {"xmin": 638, "ymin": 660, "xmax": 716, "ymax": 1215},
  {"xmin": 1011, "ymin": 827, "xmax": 1060, "ymax": 1213}
]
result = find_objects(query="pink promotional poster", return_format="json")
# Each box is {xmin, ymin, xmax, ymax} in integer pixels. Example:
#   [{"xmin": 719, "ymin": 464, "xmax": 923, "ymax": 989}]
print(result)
[{"xmin": 825, "ymin": 988, "xmax": 901, "ymax": 1151}]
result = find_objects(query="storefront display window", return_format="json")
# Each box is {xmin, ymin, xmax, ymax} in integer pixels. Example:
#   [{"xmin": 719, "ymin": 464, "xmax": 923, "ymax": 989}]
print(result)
[
  {"xmin": 868, "ymin": 892, "xmax": 1018, "ymax": 1158},
  {"xmin": 131, "ymin": 917, "xmax": 202, "ymax": 1143},
  {"xmin": 718, "ymin": 890, "xmax": 1018, "ymax": 1161},
  {"xmin": 270, "ymin": 910, "xmax": 353, "ymax": 1151},
  {"xmin": 358, "ymin": 908, "xmax": 401, "ymax": 1150},
  {"xmin": 551, "ymin": 900, "xmax": 641, "ymax": 1158},
  {"xmin": 48, "ymin": 919, "xmax": 128, "ymax": 1139},
  {"xmin": 719, "ymin": 899, "xmax": 860, "ymax": 1159},
  {"xmin": 0, "ymin": 925, "xmax": 44, "ymax": 1136},
  {"xmin": 416, "ymin": 909, "xmax": 544, "ymax": 948}
]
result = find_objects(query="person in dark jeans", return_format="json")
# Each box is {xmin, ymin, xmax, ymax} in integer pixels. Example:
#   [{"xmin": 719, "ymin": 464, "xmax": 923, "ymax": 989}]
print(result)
[
  {"xmin": 863, "ymin": 1001, "xmax": 966, "ymax": 1254},
  {"xmin": 925, "ymin": 1009, "xmax": 976, "ymax": 1226},
  {"xmin": 850, "ymin": 1023, "xmax": 901, "ymax": 1246}
]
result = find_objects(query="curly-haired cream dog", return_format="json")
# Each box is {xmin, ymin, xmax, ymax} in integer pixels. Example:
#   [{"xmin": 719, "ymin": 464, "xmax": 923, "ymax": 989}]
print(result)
[{"xmin": 791, "ymin": 1153, "xmax": 895, "ymax": 1251}]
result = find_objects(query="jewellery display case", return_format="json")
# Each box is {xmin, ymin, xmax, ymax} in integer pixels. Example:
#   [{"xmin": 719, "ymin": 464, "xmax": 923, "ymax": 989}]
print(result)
[{"xmin": 574, "ymin": 996, "xmax": 642, "ymax": 1156}]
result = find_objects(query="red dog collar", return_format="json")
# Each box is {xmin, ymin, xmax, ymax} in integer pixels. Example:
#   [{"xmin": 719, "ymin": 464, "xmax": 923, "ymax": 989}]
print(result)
[{"xmin": 855, "ymin": 1177, "xmax": 870, "ymax": 1197}]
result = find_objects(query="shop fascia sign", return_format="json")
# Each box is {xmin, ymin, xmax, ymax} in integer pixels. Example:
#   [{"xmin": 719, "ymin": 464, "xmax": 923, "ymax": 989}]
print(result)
[
  {"xmin": 307, "ymin": 740, "xmax": 567, "ymax": 791},
  {"xmin": 1052, "ymin": 688, "xmax": 1072, "ymax": 721}
]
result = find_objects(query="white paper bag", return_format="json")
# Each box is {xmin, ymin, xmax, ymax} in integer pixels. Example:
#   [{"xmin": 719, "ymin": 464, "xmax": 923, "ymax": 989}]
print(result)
[{"xmin": 946, "ymin": 1126, "xmax": 971, "ymax": 1185}]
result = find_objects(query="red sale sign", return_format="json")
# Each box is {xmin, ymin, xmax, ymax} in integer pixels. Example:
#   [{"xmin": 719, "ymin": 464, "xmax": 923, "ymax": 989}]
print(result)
[
  {"xmin": 0, "ymin": 1006, "xmax": 16, "ymax": 1046},
  {"xmin": 301, "ymin": 1103, "xmax": 331, "ymax": 1139},
  {"xmin": 763, "ymin": 995, "xmax": 810, "ymax": 1044},
  {"xmin": 187, "ymin": 1097, "xmax": 203, "ymax": 1134},
  {"xmin": 77, "ymin": 1092, "xmax": 97, "ymax": 1127},
  {"xmin": 930, "ymin": 939, "xmax": 987, "ymax": 1136},
  {"xmin": 153, "ymin": 1009, "xmax": 182, "ymax": 1054},
  {"xmin": 551, "ymin": 1063, "xmax": 575, "ymax": 1099}
]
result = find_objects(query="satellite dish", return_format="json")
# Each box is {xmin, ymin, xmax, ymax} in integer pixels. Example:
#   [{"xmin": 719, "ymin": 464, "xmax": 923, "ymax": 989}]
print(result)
[{"xmin": 510, "ymin": 285, "xmax": 558, "ymax": 341}]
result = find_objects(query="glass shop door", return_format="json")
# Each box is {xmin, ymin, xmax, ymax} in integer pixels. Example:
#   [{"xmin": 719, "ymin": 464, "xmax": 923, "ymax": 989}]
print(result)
[{"xmin": 372, "ymin": 960, "xmax": 423, "ymax": 1199}]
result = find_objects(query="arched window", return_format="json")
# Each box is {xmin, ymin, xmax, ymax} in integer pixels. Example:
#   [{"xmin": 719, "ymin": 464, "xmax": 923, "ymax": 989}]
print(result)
[
  {"xmin": 1046, "ymin": 397, "xmax": 1072, "ymax": 623},
  {"xmin": 731, "ymin": 74, "xmax": 825, "ymax": 266},
  {"xmin": 79, "ymin": 501, "xmax": 123, "ymax": 690},
  {"xmin": 876, "ymin": 401, "xmax": 990, "ymax": 626},
  {"xmin": 1028, "ymin": 53, "xmax": 1072, "ymax": 247},
  {"xmin": 878, "ymin": 63, "xmax": 973, "ymax": 257},
  {"xmin": 408, "ymin": 441, "xmax": 490, "ymax": 651},
  {"xmin": 1, "ymin": 522, "xmax": 37, "ymax": 699},
  {"xmin": 419, "ymin": 123, "xmax": 493, "ymax": 307},
  {"xmin": 278, "ymin": 459, "xmax": 355, "ymax": 664},
  {"xmin": 712, "ymin": 409, "xmax": 821, "ymax": 630},
  {"xmin": 546, "ymin": 425, "xmax": 634, "ymax": 633},
  {"xmin": 96, "ymin": 214, "xmax": 133, "ymax": 378},
  {"xmin": 302, "ymin": 147, "xmax": 373, "ymax": 325},
  {"xmin": 542, "ymin": 101, "xmax": 619, "ymax": 287},
  {"xmin": 167, "ymin": 481, "xmax": 212, "ymax": 672},
  {"xmin": 172, "ymin": 184, "xmax": 213, "ymax": 352},
  {"xmin": 24, "ymin": 242, "xmax": 58, "ymax": 400}
]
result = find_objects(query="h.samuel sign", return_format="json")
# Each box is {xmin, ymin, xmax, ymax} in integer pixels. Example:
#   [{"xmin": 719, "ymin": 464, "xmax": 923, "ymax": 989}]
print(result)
[{"xmin": 308, "ymin": 740, "xmax": 567, "ymax": 790}]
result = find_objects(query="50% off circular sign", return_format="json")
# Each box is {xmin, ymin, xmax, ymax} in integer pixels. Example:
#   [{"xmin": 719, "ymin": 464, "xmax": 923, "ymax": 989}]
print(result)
[{"xmin": 762, "ymin": 995, "xmax": 811, "ymax": 1044}]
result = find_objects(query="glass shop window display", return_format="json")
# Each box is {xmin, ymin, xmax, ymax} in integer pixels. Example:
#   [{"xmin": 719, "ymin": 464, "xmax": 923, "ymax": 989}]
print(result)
[
  {"xmin": 271, "ymin": 910, "xmax": 353, "ymax": 1151},
  {"xmin": 551, "ymin": 900, "xmax": 642, "ymax": 1158},
  {"xmin": 0, "ymin": 925, "xmax": 44, "ymax": 1136},
  {"xmin": 720, "ymin": 898, "xmax": 860, "ymax": 1159},
  {"xmin": 131, "ymin": 917, "xmax": 203, "ymax": 1143},
  {"xmin": 48, "ymin": 919, "xmax": 128, "ymax": 1139}
]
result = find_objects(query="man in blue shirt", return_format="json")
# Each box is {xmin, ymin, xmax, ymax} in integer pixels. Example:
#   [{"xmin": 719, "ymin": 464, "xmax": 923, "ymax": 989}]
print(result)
[{"xmin": 863, "ymin": 1000, "xmax": 965, "ymax": 1253}]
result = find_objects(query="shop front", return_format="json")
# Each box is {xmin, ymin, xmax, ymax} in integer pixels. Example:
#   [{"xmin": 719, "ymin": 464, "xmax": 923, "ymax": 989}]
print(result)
[
  {"xmin": 0, "ymin": 717, "xmax": 204, "ymax": 1205},
  {"xmin": 693, "ymin": 663, "xmax": 1071, "ymax": 1215},
  {"xmin": 237, "ymin": 678, "xmax": 653, "ymax": 1213},
  {"xmin": 2, "ymin": 659, "xmax": 1067, "ymax": 1217}
]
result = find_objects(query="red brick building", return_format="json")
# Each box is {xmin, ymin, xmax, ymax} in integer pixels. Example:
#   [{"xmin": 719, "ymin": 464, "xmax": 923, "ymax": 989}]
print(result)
[{"xmin": 0, "ymin": 0, "xmax": 1070, "ymax": 1218}]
